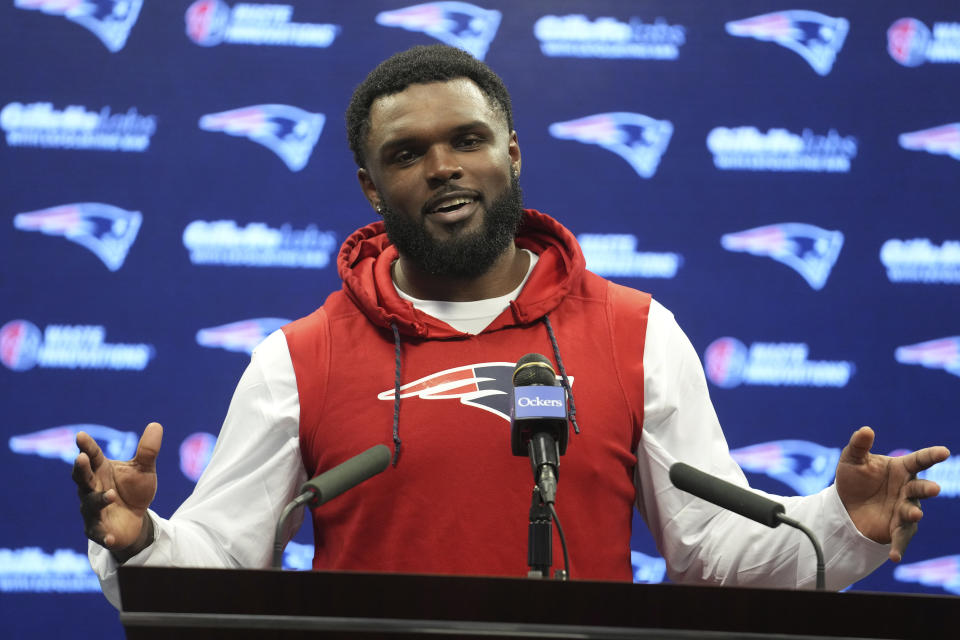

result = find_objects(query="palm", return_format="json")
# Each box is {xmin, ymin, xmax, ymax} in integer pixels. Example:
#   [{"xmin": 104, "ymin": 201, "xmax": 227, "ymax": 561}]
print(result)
[{"xmin": 96, "ymin": 457, "xmax": 158, "ymax": 548}]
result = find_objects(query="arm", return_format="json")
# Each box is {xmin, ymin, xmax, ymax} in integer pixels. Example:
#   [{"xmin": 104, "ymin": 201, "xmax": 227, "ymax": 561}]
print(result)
[
  {"xmin": 634, "ymin": 300, "xmax": 890, "ymax": 590},
  {"xmin": 84, "ymin": 329, "xmax": 306, "ymax": 608}
]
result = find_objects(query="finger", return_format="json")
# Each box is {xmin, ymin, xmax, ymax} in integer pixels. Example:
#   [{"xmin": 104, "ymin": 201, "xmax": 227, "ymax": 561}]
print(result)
[
  {"xmin": 839, "ymin": 426, "xmax": 875, "ymax": 465},
  {"xmin": 79, "ymin": 489, "xmax": 114, "ymax": 526},
  {"xmin": 889, "ymin": 521, "xmax": 918, "ymax": 563},
  {"xmin": 76, "ymin": 430, "xmax": 107, "ymax": 472},
  {"xmin": 132, "ymin": 422, "xmax": 163, "ymax": 469},
  {"xmin": 900, "ymin": 445, "xmax": 951, "ymax": 475},
  {"xmin": 71, "ymin": 452, "xmax": 97, "ymax": 494},
  {"xmin": 904, "ymin": 477, "xmax": 942, "ymax": 501}
]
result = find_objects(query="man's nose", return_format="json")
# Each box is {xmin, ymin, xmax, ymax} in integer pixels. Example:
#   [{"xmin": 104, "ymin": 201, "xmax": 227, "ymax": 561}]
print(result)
[{"xmin": 424, "ymin": 145, "xmax": 463, "ymax": 185}]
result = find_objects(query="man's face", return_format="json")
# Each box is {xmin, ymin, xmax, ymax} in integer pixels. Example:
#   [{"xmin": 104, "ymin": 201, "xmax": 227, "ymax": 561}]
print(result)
[{"xmin": 358, "ymin": 79, "xmax": 522, "ymax": 278}]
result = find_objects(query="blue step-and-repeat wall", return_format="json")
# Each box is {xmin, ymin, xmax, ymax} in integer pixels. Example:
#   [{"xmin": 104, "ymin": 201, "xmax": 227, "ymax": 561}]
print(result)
[{"xmin": 1, "ymin": 1, "xmax": 958, "ymax": 637}]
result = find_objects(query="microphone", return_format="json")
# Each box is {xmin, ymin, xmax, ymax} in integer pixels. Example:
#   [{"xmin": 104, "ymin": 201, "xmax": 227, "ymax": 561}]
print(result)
[
  {"xmin": 669, "ymin": 462, "xmax": 826, "ymax": 590},
  {"xmin": 272, "ymin": 444, "xmax": 390, "ymax": 568},
  {"xmin": 511, "ymin": 353, "xmax": 569, "ymax": 504}
]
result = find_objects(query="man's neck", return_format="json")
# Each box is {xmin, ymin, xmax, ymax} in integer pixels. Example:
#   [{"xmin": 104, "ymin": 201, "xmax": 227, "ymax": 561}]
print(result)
[{"xmin": 393, "ymin": 244, "xmax": 530, "ymax": 302}]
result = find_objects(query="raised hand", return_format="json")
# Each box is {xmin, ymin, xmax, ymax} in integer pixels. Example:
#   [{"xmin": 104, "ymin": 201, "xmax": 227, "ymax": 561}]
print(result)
[
  {"xmin": 835, "ymin": 426, "xmax": 950, "ymax": 562},
  {"xmin": 72, "ymin": 422, "xmax": 163, "ymax": 561}
]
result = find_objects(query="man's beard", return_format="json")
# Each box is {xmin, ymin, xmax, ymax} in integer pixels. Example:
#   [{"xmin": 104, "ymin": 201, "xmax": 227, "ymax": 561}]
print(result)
[{"xmin": 380, "ymin": 173, "xmax": 523, "ymax": 279}]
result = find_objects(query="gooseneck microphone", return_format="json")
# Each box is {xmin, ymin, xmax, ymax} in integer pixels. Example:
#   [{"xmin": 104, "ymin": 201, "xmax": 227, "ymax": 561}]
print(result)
[
  {"xmin": 511, "ymin": 353, "xmax": 569, "ymax": 504},
  {"xmin": 670, "ymin": 462, "xmax": 826, "ymax": 590},
  {"xmin": 272, "ymin": 444, "xmax": 391, "ymax": 569}
]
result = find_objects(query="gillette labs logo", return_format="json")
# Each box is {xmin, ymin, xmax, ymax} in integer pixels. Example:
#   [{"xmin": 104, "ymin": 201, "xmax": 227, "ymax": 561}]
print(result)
[
  {"xmin": 1, "ymin": 102, "xmax": 156, "ymax": 152},
  {"xmin": 0, "ymin": 321, "xmax": 154, "ymax": 372},
  {"xmin": 725, "ymin": 10, "xmax": 848, "ymax": 76},
  {"xmin": 183, "ymin": 219, "xmax": 336, "ymax": 268},
  {"xmin": 376, "ymin": 2, "xmax": 501, "ymax": 60},
  {"xmin": 10, "ymin": 424, "xmax": 137, "ymax": 463},
  {"xmin": 185, "ymin": 1, "xmax": 340, "ymax": 48},
  {"xmin": 888, "ymin": 18, "xmax": 960, "ymax": 67},
  {"xmin": 899, "ymin": 124, "xmax": 960, "ymax": 161},
  {"xmin": 534, "ymin": 14, "xmax": 685, "ymax": 59},
  {"xmin": 196, "ymin": 318, "xmax": 290, "ymax": 354},
  {"xmin": 895, "ymin": 337, "xmax": 960, "ymax": 378},
  {"xmin": 704, "ymin": 337, "xmax": 854, "ymax": 389},
  {"xmin": 881, "ymin": 238, "xmax": 960, "ymax": 284},
  {"xmin": 731, "ymin": 440, "xmax": 840, "ymax": 496},
  {"xmin": 579, "ymin": 234, "xmax": 682, "ymax": 279},
  {"xmin": 199, "ymin": 105, "xmax": 324, "ymax": 171},
  {"xmin": 894, "ymin": 555, "xmax": 960, "ymax": 595},
  {"xmin": 721, "ymin": 223, "xmax": 843, "ymax": 290},
  {"xmin": 0, "ymin": 548, "xmax": 99, "ymax": 593},
  {"xmin": 15, "ymin": 0, "xmax": 142, "ymax": 53},
  {"xmin": 550, "ymin": 113, "xmax": 673, "ymax": 179},
  {"xmin": 14, "ymin": 203, "xmax": 141, "ymax": 271},
  {"xmin": 707, "ymin": 126, "xmax": 857, "ymax": 172}
]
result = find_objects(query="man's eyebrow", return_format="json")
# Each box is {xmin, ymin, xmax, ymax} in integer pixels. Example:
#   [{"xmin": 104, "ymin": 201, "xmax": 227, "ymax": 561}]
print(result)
[{"xmin": 377, "ymin": 121, "xmax": 496, "ymax": 153}]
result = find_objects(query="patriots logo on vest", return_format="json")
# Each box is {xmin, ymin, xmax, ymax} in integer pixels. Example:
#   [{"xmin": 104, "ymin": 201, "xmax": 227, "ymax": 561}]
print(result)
[
  {"xmin": 721, "ymin": 223, "xmax": 844, "ymax": 290},
  {"xmin": 898, "ymin": 123, "xmax": 960, "ymax": 161},
  {"xmin": 730, "ymin": 440, "xmax": 840, "ymax": 496},
  {"xmin": 15, "ymin": 0, "xmax": 143, "ymax": 53},
  {"xmin": 549, "ymin": 113, "xmax": 673, "ymax": 179},
  {"xmin": 14, "ymin": 203, "xmax": 142, "ymax": 272},
  {"xmin": 375, "ymin": 2, "xmax": 502, "ymax": 60},
  {"xmin": 894, "ymin": 555, "xmax": 960, "ymax": 595},
  {"xmin": 378, "ymin": 362, "xmax": 573, "ymax": 422},
  {"xmin": 895, "ymin": 337, "xmax": 960, "ymax": 378},
  {"xmin": 198, "ymin": 105, "xmax": 325, "ymax": 172},
  {"xmin": 725, "ymin": 10, "xmax": 848, "ymax": 76}
]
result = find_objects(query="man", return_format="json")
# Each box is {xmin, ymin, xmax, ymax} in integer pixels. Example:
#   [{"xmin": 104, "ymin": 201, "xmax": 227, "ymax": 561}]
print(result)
[{"xmin": 75, "ymin": 45, "xmax": 949, "ymax": 609}]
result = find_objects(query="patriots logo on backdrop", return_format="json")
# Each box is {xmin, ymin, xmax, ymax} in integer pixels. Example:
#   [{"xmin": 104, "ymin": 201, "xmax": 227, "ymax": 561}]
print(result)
[
  {"xmin": 730, "ymin": 440, "xmax": 840, "ymax": 496},
  {"xmin": 725, "ymin": 10, "xmax": 849, "ymax": 76},
  {"xmin": 375, "ymin": 2, "xmax": 501, "ymax": 60},
  {"xmin": 895, "ymin": 337, "xmax": 960, "ymax": 377},
  {"xmin": 195, "ymin": 318, "xmax": 290, "ymax": 354},
  {"xmin": 198, "ymin": 105, "xmax": 325, "ymax": 172},
  {"xmin": 548, "ymin": 113, "xmax": 673, "ymax": 179},
  {"xmin": 15, "ymin": 0, "xmax": 143, "ymax": 53},
  {"xmin": 0, "ymin": 319, "xmax": 43, "ymax": 371},
  {"xmin": 894, "ymin": 556, "xmax": 960, "ymax": 595},
  {"xmin": 9, "ymin": 424, "xmax": 137, "ymax": 463},
  {"xmin": 378, "ymin": 362, "xmax": 573, "ymax": 422},
  {"xmin": 14, "ymin": 203, "xmax": 142, "ymax": 271},
  {"xmin": 898, "ymin": 124, "xmax": 960, "ymax": 161},
  {"xmin": 721, "ymin": 223, "xmax": 844, "ymax": 290}
]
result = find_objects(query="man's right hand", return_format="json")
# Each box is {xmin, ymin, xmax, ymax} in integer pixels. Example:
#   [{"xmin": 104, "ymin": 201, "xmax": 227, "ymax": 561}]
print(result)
[{"xmin": 73, "ymin": 422, "xmax": 163, "ymax": 562}]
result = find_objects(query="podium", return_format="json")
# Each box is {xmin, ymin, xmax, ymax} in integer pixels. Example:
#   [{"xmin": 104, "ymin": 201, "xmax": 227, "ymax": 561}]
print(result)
[{"xmin": 118, "ymin": 566, "xmax": 957, "ymax": 639}]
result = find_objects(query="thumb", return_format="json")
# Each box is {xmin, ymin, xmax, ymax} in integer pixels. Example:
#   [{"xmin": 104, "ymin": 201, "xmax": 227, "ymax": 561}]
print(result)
[
  {"xmin": 132, "ymin": 422, "xmax": 163, "ymax": 470},
  {"xmin": 839, "ymin": 426, "xmax": 875, "ymax": 466}
]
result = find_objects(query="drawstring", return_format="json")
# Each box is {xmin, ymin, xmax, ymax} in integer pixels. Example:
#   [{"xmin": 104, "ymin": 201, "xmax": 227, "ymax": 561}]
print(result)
[
  {"xmin": 543, "ymin": 314, "xmax": 581, "ymax": 435},
  {"xmin": 390, "ymin": 322, "xmax": 403, "ymax": 466}
]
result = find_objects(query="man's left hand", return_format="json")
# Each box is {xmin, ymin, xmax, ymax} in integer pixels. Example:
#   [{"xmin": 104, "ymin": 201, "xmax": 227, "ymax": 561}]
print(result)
[{"xmin": 836, "ymin": 426, "xmax": 950, "ymax": 562}]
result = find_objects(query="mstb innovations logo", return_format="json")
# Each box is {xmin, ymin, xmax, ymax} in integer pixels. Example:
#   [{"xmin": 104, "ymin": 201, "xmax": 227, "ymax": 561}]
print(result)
[
  {"xmin": 14, "ymin": 203, "xmax": 141, "ymax": 271},
  {"xmin": 549, "ymin": 113, "xmax": 673, "ymax": 179},
  {"xmin": 1, "ymin": 102, "xmax": 157, "ymax": 152},
  {"xmin": 704, "ymin": 337, "xmax": 854, "ymax": 389},
  {"xmin": 721, "ymin": 223, "xmax": 844, "ymax": 290},
  {"xmin": 15, "ymin": 0, "xmax": 142, "ymax": 52},
  {"xmin": 183, "ymin": 220, "xmax": 336, "ymax": 268},
  {"xmin": 707, "ymin": 126, "xmax": 857, "ymax": 173},
  {"xmin": 578, "ymin": 234, "xmax": 682, "ymax": 279},
  {"xmin": 0, "ymin": 320, "xmax": 154, "ymax": 372},
  {"xmin": 185, "ymin": 1, "xmax": 340, "ymax": 48},
  {"xmin": 375, "ymin": 2, "xmax": 501, "ymax": 60},
  {"xmin": 534, "ymin": 14, "xmax": 685, "ymax": 60},
  {"xmin": 888, "ymin": 18, "xmax": 960, "ymax": 67},
  {"xmin": 725, "ymin": 10, "xmax": 848, "ymax": 76},
  {"xmin": 199, "ymin": 105, "xmax": 324, "ymax": 171}
]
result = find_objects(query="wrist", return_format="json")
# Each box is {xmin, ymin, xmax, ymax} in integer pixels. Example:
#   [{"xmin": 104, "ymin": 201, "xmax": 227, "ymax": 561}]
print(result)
[{"xmin": 110, "ymin": 514, "xmax": 154, "ymax": 564}]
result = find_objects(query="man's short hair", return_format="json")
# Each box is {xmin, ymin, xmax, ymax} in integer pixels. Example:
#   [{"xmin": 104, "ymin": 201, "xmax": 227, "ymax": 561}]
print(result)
[{"xmin": 346, "ymin": 44, "xmax": 514, "ymax": 169}]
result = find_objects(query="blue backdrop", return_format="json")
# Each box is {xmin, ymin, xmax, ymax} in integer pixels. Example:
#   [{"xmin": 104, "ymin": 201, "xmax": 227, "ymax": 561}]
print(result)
[{"xmin": 2, "ymin": 1, "xmax": 958, "ymax": 637}]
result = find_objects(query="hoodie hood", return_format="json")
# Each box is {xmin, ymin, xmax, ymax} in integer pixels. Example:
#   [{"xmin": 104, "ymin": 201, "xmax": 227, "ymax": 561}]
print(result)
[{"xmin": 337, "ymin": 209, "xmax": 586, "ymax": 338}]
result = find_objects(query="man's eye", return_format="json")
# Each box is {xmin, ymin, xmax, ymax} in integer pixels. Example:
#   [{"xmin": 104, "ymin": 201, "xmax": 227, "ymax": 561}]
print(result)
[
  {"xmin": 457, "ymin": 136, "xmax": 483, "ymax": 148},
  {"xmin": 392, "ymin": 150, "xmax": 416, "ymax": 164}
]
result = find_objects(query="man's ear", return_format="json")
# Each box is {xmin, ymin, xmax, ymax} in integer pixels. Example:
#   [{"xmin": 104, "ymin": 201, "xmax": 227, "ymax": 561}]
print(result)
[
  {"xmin": 357, "ymin": 168, "xmax": 382, "ymax": 213},
  {"xmin": 508, "ymin": 130, "xmax": 521, "ymax": 177}
]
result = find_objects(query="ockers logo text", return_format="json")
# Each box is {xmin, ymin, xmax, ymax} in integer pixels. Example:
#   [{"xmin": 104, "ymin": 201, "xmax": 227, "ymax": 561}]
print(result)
[{"xmin": 518, "ymin": 397, "xmax": 563, "ymax": 408}]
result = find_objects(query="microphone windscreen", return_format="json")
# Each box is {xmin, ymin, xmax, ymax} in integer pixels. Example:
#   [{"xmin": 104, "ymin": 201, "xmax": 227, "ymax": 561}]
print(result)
[
  {"xmin": 513, "ymin": 353, "xmax": 557, "ymax": 386},
  {"xmin": 669, "ymin": 462, "xmax": 785, "ymax": 528}
]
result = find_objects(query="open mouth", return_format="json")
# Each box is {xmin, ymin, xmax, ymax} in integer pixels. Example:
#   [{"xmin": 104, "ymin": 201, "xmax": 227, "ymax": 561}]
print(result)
[{"xmin": 427, "ymin": 195, "xmax": 478, "ymax": 215}]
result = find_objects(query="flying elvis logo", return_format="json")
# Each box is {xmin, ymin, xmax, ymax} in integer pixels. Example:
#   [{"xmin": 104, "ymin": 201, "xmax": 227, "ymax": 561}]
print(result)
[
  {"xmin": 378, "ymin": 363, "xmax": 572, "ymax": 422},
  {"xmin": 730, "ymin": 440, "xmax": 840, "ymax": 496},
  {"xmin": 721, "ymin": 223, "xmax": 844, "ymax": 290},
  {"xmin": 195, "ymin": 318, "xmax": 290, "ymax": 354},
  {"xmin": 725, "ymin": 10, "xmax": 848, "ymax": 76},
  {"xmin": 549, "ymin": 113, "xmax": 673, "ymax": 179},
  {"xmin": 14, "ymin": 203, "xmax": 141, "ymax": 271},
  {"xmin": 9, "ymin": 424, "xmax": 137, "ymax": 463},
  {"xmin": 198, "ymin": 105, "xmax": 324, "ymax": 172},
  {"xmin": 895, "ymin": 337, "xmax": 960, "ymax": 378},
  {"xmin": 894, "ymin": 556, "xmax": 960, "ymax": 595},
  {"xmin": 15, "ymin": 0, "xmax": 143, "ymax": 52},
  {"xmin": 375, "ymin": 2, "xmax": 501, "ymax": 60},
  {"xmin": 899, "ymin": 124, "xmax": 960, "ymax": 161}
]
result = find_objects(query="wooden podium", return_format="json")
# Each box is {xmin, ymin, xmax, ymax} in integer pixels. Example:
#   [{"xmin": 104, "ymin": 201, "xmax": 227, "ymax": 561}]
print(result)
[{"xmin": 118, "ymin": 566, "xmax": 957, "ymax": 639}]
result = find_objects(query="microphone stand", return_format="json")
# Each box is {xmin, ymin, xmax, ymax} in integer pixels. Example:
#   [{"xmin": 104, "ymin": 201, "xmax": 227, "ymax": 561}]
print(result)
[{"xmin": 527, "ymin": 486, "xmax": 552, "ymax": 578}]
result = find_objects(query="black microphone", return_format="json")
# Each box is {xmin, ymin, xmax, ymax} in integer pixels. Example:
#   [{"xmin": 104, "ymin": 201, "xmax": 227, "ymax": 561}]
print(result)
[
  {"xmin": 669, "ymin": 462, "xmax": 826, "ymax": 590},
  {"xmin": 272, "ymin": 444, "xmax": 390, "ymax": 568},
  {"xmin": 511, "ymin": 353, "xmax": 569, "ymax": 503}
]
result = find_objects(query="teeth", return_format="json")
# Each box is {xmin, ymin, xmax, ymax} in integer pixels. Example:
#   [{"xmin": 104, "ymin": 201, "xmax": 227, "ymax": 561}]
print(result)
[{"xmin": 433, "ymin": 197, "xmax": 473, "ymax": 212}]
